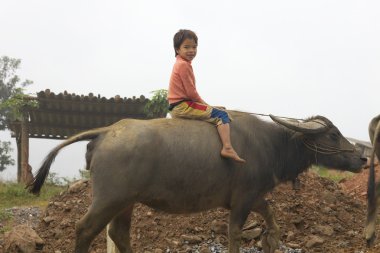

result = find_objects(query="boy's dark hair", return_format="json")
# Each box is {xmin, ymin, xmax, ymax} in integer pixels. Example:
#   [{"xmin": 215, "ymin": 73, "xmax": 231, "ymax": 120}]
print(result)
[{"xmin": 173, "ymin": 29, "xmax": 198, "ymax": 57}]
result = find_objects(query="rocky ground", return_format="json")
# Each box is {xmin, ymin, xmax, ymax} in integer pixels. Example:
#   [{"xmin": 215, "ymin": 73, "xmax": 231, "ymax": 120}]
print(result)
[{"xmin": 1, "ymin": 166, "xmax": 380, "ymax": 253}]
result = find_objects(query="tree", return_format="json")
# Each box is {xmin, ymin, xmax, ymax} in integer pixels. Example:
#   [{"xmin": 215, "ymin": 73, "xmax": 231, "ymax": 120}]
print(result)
[
  {"xmin": 0, "ymin": 56, "xmax": 34, "ymax": 173},
  {"xmin": 0, "ymin": 141, "xmax": 14, "ymax": 172},
  {"xmin": 0, "ymin": 56, "xmax": 33, "ymax": 130},
  {"xmin": 144, "ymin": 89, "xmax": 169, "ymax": 118}
]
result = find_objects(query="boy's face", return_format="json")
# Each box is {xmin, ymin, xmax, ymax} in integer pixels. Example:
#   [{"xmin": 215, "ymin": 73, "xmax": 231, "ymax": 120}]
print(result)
[{"xmin": 176, "ymin": 38, "xmax": 197, "ymax": 61}]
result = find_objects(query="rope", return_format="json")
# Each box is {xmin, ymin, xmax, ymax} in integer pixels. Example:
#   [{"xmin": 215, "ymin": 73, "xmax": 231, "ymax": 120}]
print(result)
[
  {"xmin": 229, "ymin": 109, "xmax": 330, "ymax": 128},
  {"xmin": 303, "ymin": 138, "xmax": 355, "ymax": 154},
  {"xmin": 228, "ymin": 110, "xmax": 304, "ymax": 121},
  {"xmin": 230, "ymin": 109, "xmax": 355, "ymax": 155}
]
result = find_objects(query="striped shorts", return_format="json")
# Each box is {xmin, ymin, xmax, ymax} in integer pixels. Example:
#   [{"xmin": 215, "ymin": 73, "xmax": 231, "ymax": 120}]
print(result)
[{"xmin": 169, "ymin": 101, "xmax": 231, "ymax": 126}]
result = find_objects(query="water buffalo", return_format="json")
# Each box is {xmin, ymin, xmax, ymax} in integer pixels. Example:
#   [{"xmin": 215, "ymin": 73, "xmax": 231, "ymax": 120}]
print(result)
[
  {"xmin": 365, "ymin": 114, "xmax": 380, "ymax": 246},
  {"xmin": 28, "ymin": 112, "xmax": 366, "ymax": 253}
]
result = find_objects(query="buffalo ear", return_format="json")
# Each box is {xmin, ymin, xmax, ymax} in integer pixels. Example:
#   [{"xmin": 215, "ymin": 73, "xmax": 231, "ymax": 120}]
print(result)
[{"xmin": 269, "ymin": 114, "xmax": 329, "ymax": 134}]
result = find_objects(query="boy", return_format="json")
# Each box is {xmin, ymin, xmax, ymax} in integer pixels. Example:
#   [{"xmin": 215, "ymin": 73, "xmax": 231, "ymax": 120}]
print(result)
[{"xmin": 167, "ymin": 29, "xmax": 245, "ymax": 163}]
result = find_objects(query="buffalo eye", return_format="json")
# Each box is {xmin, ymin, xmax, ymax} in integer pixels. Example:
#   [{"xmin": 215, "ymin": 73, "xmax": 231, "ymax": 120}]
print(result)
[{"xmin": 329, "ymin": 132, "xmax": 340, "ymax": 141}]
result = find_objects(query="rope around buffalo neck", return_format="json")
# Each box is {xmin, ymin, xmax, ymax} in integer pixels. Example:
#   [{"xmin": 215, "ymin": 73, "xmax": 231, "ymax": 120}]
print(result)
[
  {"xmin": 302, "ymin": 138, "xmax": 355, "ymax": 154},
  {"xmin": 229, "ymin": 110, "xmax": 331, "ymax": 129},
  {"xmin": 231, "ymin": 109, "xmax": 354, "ymax": 154}
]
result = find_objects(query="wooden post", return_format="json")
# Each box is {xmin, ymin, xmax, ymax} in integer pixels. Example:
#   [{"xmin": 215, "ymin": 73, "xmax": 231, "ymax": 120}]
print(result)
[
  {"xmin": 20, "ymin": 114, "xmax": 29, "ymax": 184},
  {"xmin": 16, "ymin": 132, "xmax": 22, "ymax": 183},
  {"xmin": 106, "ymin": 225, "xmax": 120, "ymax": 253}
]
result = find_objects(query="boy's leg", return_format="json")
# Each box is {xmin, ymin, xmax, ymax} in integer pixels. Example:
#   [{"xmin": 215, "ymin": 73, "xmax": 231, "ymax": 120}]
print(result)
[
  {"xmin": 217, "ymin": 123, "xmax": 246, "ymax": 163},
  {"xmin": 171, "ymin": 101, "xmax": 245, "ymax": 163}
]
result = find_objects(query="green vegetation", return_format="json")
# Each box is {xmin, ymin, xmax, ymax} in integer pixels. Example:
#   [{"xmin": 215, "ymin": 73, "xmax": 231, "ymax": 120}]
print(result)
[
  {"xmin": 0, "ymin": 56, "xmax": 36, "ymax": 173},
  {"xmin": 144, "ymin": 89, "xmax": 168, "ymax": 118},
  {"xmin": 0, "ymin": 181, "xmax": 65, "ymax": 209},
  {"xmin": 0, "ymin": 141, "xmax": 14, "ymax": 172},
  {"xmin": 311, "ymin": 165, "xmax": 354, "ymax": 182},
  {"xmin": 0, "ymin": 180, "xmax": 66, "ymax": 233}
]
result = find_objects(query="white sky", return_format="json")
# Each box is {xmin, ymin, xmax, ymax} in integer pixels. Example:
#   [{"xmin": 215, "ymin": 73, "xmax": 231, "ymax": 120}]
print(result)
[{"xmin": 0, "ymin": 0, "xmax": 379, "ymax": 181}]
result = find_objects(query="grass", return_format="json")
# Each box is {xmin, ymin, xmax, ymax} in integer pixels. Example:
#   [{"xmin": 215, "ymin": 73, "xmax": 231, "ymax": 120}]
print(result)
[
  {"xmin": 0, "ymin": 182, "xmax": 65, "ymax": 209},
  {"xmin": 0, "ymin": 181, "xmax": 66, "ymax": 233},
  {"xmin": 310, "ymin": 165, "xmax": 355, "ymax": 182}
]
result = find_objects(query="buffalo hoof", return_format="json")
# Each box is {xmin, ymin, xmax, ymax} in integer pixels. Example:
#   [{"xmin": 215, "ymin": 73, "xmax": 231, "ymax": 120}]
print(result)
[
  {"xmin": 261, "ymin": 230, "xmax": 280, "ymax": 253},
  {"xmin": 366, "ymin": 234, "xmax": 376, "ymax": 248}
]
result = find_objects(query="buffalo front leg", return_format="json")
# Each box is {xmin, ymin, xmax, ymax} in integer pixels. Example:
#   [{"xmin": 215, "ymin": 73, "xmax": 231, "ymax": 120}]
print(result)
[
  {"xmin": 108, "ymin": 204, "xmax": 134, "ymax": 253},
  {"xmin": 228, "ymin": 203, "xmax": 252, "ymax": 253},
  {"xmin": 252, "ymin": 198, "xmax": 280, "ymax": 253}
]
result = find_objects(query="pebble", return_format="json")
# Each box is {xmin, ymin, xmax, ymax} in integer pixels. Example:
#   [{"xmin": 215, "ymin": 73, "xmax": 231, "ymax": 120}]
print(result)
[
  {"xmin": 5, "ymin": 206, "xmax": 42, "ymax": 228},
  {"xmin": 175, "ymin": 242, "xmax": 302, "ymax": 253}
]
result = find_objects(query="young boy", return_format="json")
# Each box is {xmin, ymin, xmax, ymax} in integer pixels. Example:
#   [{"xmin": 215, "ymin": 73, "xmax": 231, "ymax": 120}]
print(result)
[{"xmin": 167, "ymin": 29, "xmax": 245, "ymax": 163}]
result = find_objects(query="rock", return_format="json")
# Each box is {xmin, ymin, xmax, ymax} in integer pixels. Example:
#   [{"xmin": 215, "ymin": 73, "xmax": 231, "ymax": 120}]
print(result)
[
  {"xmin": 305, "ymin": 235, "xmax": 324, "ymax": 248},
  {"xmin": 68, "ymin": 179, "xmax": 88, "ymax": 193},
  {"xmin": 214, "ymin": 235, "xmax": 228, "ymax": 246},
  {"xmin": 210, "ymin": 220, "xmax": 228, "ymax": 235},
  {"xmin": 59, "ymin": 218, "xmax": 72, "ymax": 228},
  {"xmin": 337, "ymin": 209, "xmax": 352, "ymax": 222},
  {"xmin": 286, "ymin": 242, "xmax": 301, "ymax": 248},
  {"xmin": 286, "ymin": 231, "xmax": 296, "ymax": 241},
  {"xmin": 164, "ymin": 238, "xmax": 181, "ymax": 247},
  {"xmin": 243, "ymin": 220, "xmax": 259, "ymax": 230},
  {"xmin": 53, "ymin": 202, "xmax": 64, "ymax": 208},
  {"xmin": 315, "ymin": 224, "xmax": 334, "ymax": 236},
  {"xmin": 199, "ymin": 244, "xmax": 210, "ymax": 253},
  {"xmin": 3, "ymin": 224, "xmax": 44, "ymax": 253},
  {"xmin": 180, "ymin": 234, "xmax": 203, "ymax": 244},
  {"xmin": 321, "ymin": 206, "xmax": 332, "ymax": 214},
  {"xmin": 321, "ymin": 191, "xmax": 336, "ymax": 204},
  {"xmin": 241, "ymin": 227, "xmax": 262, "ymax": 241},
  {"xmin": 346, "ymin": 230, "xmax": 358, "ymax": 237},
  {"xmin": 42, "ymin": 216, "xmax": 55, "ymax": 224}
]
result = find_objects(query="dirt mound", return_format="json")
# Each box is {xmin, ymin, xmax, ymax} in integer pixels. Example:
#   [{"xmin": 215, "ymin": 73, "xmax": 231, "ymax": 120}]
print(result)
[
  {"xmin": 31, "ymin": 169, "xmax": 380, "ymax": 253},
  {"xmin": 340, "ymin": 164, "xmax": 380, "ymax": 202}
]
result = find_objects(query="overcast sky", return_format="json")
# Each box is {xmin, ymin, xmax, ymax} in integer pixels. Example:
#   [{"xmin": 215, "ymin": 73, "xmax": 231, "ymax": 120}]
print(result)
[{"xmin": 0, "ymin": 0, "xmax": 379, "ymax": 181}]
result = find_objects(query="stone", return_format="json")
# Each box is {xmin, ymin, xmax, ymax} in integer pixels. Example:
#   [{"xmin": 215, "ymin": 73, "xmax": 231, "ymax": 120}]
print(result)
[
  {"xmin": 3, "ymin": 224, "xmax": 44, "ymax": 253},
  {"xmin": 180, "ymin": 234, "xmax": 203, "ymax": 244},
  {"xmin": 286, "ymin": 231, "xmax": 296, "ymax": 241},
  {"xmin": 243, "ymin": 220, "xmax": 259, "ymax": 230},
  {"xmin": 305, "ymin": 235, "xmax": 324, "ymax": 248},
  {"xmin": 42, "ymin": 216, "xmax": 55, "ymax": 224},
  {"xmin": 286, "ymin": 242, "xmax": 301, "ymax": 248},
  {"xmin": 241, "ymin": 227, "xmax": 262, "ymax": 241},
  {"xmin": 210, "ymin": 220, "xmax": 228, "ymax": 235},
  {"xmin": 68, "ymin": 179, "xmax": 88, "ymax": 193},
  {"xmin": 321, "ymin": 191, "xmax": 336, "ymax": 204},
  {"xmin": 315, "ymin": 224, "xmax": 334, "ymax": 236}
]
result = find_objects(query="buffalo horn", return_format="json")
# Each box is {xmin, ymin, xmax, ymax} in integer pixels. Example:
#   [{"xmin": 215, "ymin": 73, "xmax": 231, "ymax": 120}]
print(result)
[{"xmin": 269, "ymin": 114, "xmax": 329, "ymax": 134}]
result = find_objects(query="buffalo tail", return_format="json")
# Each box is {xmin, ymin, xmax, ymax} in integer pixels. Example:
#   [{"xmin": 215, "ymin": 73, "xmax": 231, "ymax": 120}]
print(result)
[{"xmin": 27, "ymin": 127, "xmax": 109, "ymax": 194}]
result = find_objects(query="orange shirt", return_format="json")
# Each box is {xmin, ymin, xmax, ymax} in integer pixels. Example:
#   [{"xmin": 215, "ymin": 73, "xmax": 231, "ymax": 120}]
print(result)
[{"xmin": 168, "ymin": 56, "xmax": 203, "ymax": 104}]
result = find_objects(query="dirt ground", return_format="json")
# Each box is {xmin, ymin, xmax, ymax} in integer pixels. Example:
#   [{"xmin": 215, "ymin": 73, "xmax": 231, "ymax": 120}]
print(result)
[{"xmin": 2, "ymin": 165, "xmax": 380, "ymax": 253}]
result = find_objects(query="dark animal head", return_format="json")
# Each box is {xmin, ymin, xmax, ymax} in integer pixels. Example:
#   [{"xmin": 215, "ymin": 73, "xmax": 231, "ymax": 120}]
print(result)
[
  {"xmin": 365, "ymin": 114, "xmax": 380, "ymax": 247},
  {"xmin": 270, "ymin": 114, "xmax": 367, "ymax": 173}
]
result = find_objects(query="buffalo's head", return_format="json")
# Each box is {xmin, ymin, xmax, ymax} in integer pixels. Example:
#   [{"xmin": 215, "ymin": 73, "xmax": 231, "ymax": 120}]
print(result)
[{"xmin": 270, "ymin": 114, "xmax": 367, "ymax": 173}]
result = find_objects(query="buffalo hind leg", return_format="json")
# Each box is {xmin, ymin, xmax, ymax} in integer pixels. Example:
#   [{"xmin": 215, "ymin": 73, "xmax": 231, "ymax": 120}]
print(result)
[
  {"xmin": 108, "ymin": 204, "xmax": 134, "ymax": 253},
  {"xmin": 75, "ymin": 201, "xmax": 123, "ymax": 253},
  {"xmin": 228, "ymin": 203, "xmax": 252, "ymax": 253},
  {"xmin": 252, "ymin": 198, "xmax": 280, "ymax": 253}
]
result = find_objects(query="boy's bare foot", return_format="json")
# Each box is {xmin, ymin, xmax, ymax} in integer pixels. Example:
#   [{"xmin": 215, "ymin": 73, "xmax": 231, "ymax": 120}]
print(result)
[{"xmin": 221, "ymin": 147, "xmax": 246, "ymax": 163}]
